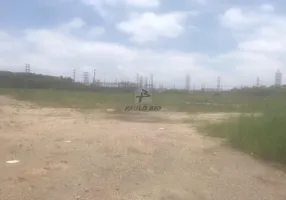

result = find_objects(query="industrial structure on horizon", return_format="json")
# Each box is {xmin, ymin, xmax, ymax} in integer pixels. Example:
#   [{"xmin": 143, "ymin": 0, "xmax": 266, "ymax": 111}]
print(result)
[
  {"xmin": 23, "ymin": 64, "xmax": 285, "ymax": 91},
  {"xmin": 275, "ymin": 69, "xmax": 282, "ymax": 86}
]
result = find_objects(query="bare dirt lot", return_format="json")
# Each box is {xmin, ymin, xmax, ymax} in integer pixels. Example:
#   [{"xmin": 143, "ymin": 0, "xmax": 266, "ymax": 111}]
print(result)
[{"xmin": 1, "ymin": 96, "xmax": 286, "ymax": 200}]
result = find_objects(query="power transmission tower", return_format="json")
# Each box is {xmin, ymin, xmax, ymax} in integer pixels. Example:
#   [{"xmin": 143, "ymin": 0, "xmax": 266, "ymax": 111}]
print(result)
[
  {"xmin": 136, "ymin": 73, "xmax": 140, "ymax": 89},
  {"xmin": 139, "ymin": 76, "xmax": 143, "ymax": 88},
  {"xmin": 25, "ymin": 64, "xmax": 30, "ymax": 73},
  {"xmin": 217, "ymin": 77, "xmax": 221, "ymax": 92},
  {"xmin": 275, "ymin": 69, "xmax": 282, "ymax": 86},
  {"xmin": 73, "ymin": 68, "xmax": 76, "ymax": 82},
  {"xmin": 256, "ymin": 77, "xmax": 260, "ymax": 87},
  {"xmin": 186, "ymin": 74, "xmax": 190, "ymax": 91},
  {"xmin": 83, "ymin": 72, "xmax": 89, "ymax": 85},
  {"xmin": 144, "ymin": 77, "xmax": 148, "ymax": 89},
  {"xmin": 201, "ymin": 83, "xmax": 205, "ymax": 92},
  {"xmin": 150, "ymin": 74, "xmax": 154, "ymax": 91},
  {"xmin": 93, "ymin": 69, "xmax": 96, "ymax": 84}
]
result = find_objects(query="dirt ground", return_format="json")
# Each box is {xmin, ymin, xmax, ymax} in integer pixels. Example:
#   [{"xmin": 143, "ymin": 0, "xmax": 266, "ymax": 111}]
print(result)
[{"xmin": 1, "ymin": 96, "xmax": 286, "ymax": 200}]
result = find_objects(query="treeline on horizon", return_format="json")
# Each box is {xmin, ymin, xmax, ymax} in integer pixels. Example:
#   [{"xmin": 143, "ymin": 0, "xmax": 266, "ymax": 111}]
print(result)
[
  {"xmin": 1, "ymin": 70, "xmax": 286, "ymax": 96},
  {"xmin": 0, "ymin": 71, "xmax": 136, "ymax": 92}
]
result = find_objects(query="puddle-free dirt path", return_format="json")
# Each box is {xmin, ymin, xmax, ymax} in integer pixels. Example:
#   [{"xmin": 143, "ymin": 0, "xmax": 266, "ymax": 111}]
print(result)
[{"xmin": 0, "ymin": 96, "xmax": 286, "ymax": 200}]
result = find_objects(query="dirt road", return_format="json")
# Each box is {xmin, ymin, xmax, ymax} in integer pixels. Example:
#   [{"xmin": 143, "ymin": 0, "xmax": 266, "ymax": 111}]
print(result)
[{"xmin": 1, "ymin": 96, "xmax": 286, "ymax": 200}]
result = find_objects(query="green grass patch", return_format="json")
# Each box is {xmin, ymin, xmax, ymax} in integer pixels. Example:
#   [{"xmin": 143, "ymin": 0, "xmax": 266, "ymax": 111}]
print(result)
[
  {"xmin": 1, "ymin": 88, "xmax": 286, "ymax": 164},
  {"xmin": 198, "ymin": 111, "xmax": 286, "ymax": 164},
  {"xmin": 0, "ymin": 88, "xmax": 278, "ymax": 113}
]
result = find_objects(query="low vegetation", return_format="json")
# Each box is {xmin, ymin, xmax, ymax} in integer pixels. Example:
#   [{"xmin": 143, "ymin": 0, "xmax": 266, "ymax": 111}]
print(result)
[
  {"xmin": 198, "ymin": 104, "xmax": 286, "ymax": 164},
  {"xmin": 1, "ymin": 71, "xmax": 286, "ymax": 164},
  {"xmin": 0, "ymin": 88, "xmax": 275, "ymax": 112}
]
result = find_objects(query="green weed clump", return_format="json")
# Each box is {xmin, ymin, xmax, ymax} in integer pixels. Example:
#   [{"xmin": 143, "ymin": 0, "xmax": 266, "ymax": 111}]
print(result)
[{"xmin": 200, "ymin": 107, "xmax": 286, "ymax": 164}]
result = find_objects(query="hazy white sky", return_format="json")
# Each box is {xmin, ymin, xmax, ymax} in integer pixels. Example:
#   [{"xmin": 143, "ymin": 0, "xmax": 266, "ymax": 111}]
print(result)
[{"xmin": 0, "ymin": 0, "xmax": 286, "ymax": 89}]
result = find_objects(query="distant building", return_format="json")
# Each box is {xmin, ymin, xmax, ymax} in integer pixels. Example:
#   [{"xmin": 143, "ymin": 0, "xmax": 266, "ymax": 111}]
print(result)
[{"xmin": 275, "ymin": 69, "xmax": 282, "ymax": 86}]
